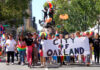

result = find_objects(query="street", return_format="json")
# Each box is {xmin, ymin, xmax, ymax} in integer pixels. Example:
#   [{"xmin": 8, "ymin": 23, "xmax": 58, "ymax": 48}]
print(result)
[
  {"xmin": 0, "ymin": 0, "xmax": 100, "ymax": 70},
  {"xmin": 0, "ymin": 56, "xmax": 100, "ymax": 70},
  {"xmin": 0, "ymin": 62, "xmax": 100, "ymax": 70}
]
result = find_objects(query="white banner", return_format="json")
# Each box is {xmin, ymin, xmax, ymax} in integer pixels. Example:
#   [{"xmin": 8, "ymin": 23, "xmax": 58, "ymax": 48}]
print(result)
[
  {"xmin": 43, "ymin": 40, "xmax": 59, "ymax": 57},
  {"xmin": 43, "ymin": 37, "xmax": 90, "ymax": 57}
]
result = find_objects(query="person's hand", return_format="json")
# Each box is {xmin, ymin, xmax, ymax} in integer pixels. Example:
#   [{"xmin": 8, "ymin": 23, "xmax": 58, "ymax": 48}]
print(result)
[
  {"xmin": 26, "ymin": 51, "xmax": 28, "ymax": 55},
  {"xmin": 6, "ymin": 43, "xmax": 9, "ymax": 46},
  {"xmin": 15, "ymin": 50, "xmax": 17, "ymax": 53}
]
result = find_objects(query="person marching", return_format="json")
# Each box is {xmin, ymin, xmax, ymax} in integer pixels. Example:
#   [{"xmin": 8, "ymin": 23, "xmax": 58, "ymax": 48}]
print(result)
[
  {"xmin": 17, "ymin": 35, "xmax": 26, "ymax": 65},
  {"xmin": 6, "ymin": 34, "xmax": 17, "ymax": 65},
  {"xmin": 93, "ymin": 33, "xmax": 100, "ymax": 64},
  {"xmin": 25, "ymin": 33, "xmax": 34, "ymax": 67},
  {"xmin": 32, "ymin": 33, "xmax": 39, "ymax": 65},
  {"xmin": 86, "ymin": 32, "xmax": 94, "ymax": 65},
  {"xmin": 39, "ymin": 34, "xmax": 47, "ymax": 67}
]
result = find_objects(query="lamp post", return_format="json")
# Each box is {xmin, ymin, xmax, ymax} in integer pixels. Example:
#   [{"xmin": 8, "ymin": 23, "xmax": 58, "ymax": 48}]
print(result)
[
  {"xmin": 98, "ymin": 16, "xmax": 100, "ymax": 36},
  {"xmin": 98, "ymin": 16, "xmax": 100, "ymax": 58},
  {"xmin": 98, "ymin": 16, "xmax": 100, "ymax": 37}
]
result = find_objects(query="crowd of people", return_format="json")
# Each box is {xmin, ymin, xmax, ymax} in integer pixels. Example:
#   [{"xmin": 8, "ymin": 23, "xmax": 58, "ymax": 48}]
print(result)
[{"xmin": 0, "ymin": 31, "xmax": 100, "ymax": 68}]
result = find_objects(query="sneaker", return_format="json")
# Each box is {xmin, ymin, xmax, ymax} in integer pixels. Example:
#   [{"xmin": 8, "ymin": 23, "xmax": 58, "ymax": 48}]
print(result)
[
  {"xmin": 22, "ymin": 63, "xmax": 24, "ymax": 66},
  {"xmin": 12, "ymin": 63, "xmax": 14, "ymax": 65},
  {"xmin": 76, "ymin": 60, "xmax": 79, "ymax": 63},
  {"xmin": 6, "ymin": 63, "xmax": 9, "ymax": 65},
  {"xmin": 18, "ymin": 62, "xmax": 21, "ymax": 65},
  {"xmin": 42, "ymin": 65, "xmax": 46, "ymax": 68},
  {"xmin": 86, "ymin": 62, "xmax": 90, "ymax": 66},
  {"xmin": 41, "ymin": 64, "xmax": 44, "ymax": 67},
  {"xmin": 90, "ymin": 61, "xmax": 92, "ymax": 64},
  {"xmin": 90, "ymin": 59, "xmax": 92, "ymax": 64},
  {"xmin": 50, "ymin": 62, "xmax": 52, "ymax": 64},
  {"xmin": 29, "ymin": 65, "xmax": 32, "ymax": 68},
  {"xmin": 28, "ymin": 63, "xmax": 32, "ymax": 68},
  {"xmin": 28, "ymin": 64, "xmax": 29, "ymax": 67}
]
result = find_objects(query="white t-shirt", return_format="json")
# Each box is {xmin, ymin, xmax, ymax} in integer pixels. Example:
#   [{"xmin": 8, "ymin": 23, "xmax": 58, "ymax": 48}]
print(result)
[{"xmin": 6, "ymin": 39, "xmax": 16, "ymax": 52}]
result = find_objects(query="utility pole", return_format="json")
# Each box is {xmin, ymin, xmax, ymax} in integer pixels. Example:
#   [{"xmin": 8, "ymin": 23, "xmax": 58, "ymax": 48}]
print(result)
[{"xmin": 98, "ymin": 16, "xmax": 100, "ymax": 56}]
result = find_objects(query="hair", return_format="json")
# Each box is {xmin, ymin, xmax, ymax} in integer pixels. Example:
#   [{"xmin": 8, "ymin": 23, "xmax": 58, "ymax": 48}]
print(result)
[
  {"xmin": 5, "ymin": 35, "xmax": 9, "ymax": 39},
  {"xmin": 33, "ymin": 32, "xmax": 37, "ymax": 35},
  {"xmin": 27, "ymin": 33, "xmax": 32, "ymax": 37},
  {"xmin": 76, "ymin": 31, "xmax": 81, "ymax": 36},
  {"xmin": 94, "ymin": 33, "xmax": 99, "ymax": 39},
  {"xmin": 76, "ymin": 31, "xmax": 80, "ymax": 34},
  {"xmin": 8, "ymin": 34, "xmax": 13, "ymax": 38},
  {"xmin": 47, "ymin": 34, "xmax": 52, "ymax": 38},
  {"xmin": 9, "ymin": 34, "xmax": 13, "ymax": 37},
  {"xmin": 59, "ymin": 34, "xmax": 64, "ymax": 38},
  {"xmin": 86, "ymin": 32, "xmax": 89, "ymax": 36},
  {"xmin": 18, "ymin": 35, "xmax": 25, "ymax": 41},
  {"xmin": 41, "ymin": 34, "xmax": 47, "ymax": 40}
]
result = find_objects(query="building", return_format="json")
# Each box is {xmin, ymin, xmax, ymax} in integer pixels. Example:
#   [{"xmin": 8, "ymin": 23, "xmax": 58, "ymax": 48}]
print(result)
[{"xmin": 24, "ymin": 0, "xmax": 37, "ymax": 32}]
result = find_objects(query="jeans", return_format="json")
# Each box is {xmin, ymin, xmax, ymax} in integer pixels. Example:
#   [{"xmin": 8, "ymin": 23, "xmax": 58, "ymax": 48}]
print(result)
[{"xmin": 19, "ymin": 51, "xmax": 26, "ymax": 63}]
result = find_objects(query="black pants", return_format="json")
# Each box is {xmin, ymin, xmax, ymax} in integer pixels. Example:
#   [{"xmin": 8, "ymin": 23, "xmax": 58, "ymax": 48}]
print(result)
[
  {"xmin": 32, "ymin": 48, "xmax": 34, "ymax": 64},
  {"xmin": 7, "ymin": 51, "xmax": 14, "ymax": 63},
  {"xmin": 94, "ymin": 50, "xmax": 99, "ymax": 63},
  {"xmin": 57, "ymin": 56, "xmax": 61, "ymax": 63}
]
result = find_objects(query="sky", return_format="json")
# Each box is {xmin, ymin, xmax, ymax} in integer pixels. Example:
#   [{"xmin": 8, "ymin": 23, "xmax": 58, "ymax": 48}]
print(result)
[{"xmin": 32, "ymin": 0, "xmax": 52, "ymax": 31}]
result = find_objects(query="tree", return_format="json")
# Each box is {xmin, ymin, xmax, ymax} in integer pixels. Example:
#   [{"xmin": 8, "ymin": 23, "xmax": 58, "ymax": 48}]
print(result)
[
  {"xmin": 0, "ymin": 0, "xmax": 30, "ymax": 27},
  {"xmin": 44, "ymin": 0, "xmax": 100, "ymax": 33}
]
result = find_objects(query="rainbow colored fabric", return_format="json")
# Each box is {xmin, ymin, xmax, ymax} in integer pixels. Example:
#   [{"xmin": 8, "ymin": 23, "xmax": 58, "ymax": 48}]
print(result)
[
  {"xmin": 48, "ymin": 2, "xmax": 53, "ymax": 8},
  {"xmin": 2, "ymin": 34, "xmax": 5, "ymax": 39},
  {"xmin": 17, "ymin": 45, "xmax": 26, "ymax": 51},
  {"xmin": 39, "ymin": 32, "xmax": 47, "ymax": 37}
]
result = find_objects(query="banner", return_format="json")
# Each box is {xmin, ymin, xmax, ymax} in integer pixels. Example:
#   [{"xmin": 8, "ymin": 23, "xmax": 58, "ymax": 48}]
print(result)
[
  {"xmin": 43, "ymin": 37, "xmax": 90, "ymax": 57},
  {"xmin": 43, "ymin": 40, "xmax": 59, "ymax": 57}
]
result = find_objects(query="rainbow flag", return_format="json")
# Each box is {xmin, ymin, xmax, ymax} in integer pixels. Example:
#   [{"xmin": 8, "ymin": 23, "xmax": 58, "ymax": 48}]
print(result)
[
  {"xmin": 2, "ymin": 34, "xmax": 5, "ymax": 39},
  {"xmin": 48, "ymin": 2, "xmax": 53, "ymax": 8},
  {"xmin": 17, "ymin": 45, "xmax": 26, "ymax": 51}
]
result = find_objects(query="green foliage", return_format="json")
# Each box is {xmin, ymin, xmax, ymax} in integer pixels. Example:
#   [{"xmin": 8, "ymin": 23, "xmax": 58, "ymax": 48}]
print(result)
[
  {"xmin": 45, "ymin": 0, "xmax": 100, "ymax": 33},
  {"xmin": 0, "ymin": 0, "xmax": 30, "ymax": 27}
]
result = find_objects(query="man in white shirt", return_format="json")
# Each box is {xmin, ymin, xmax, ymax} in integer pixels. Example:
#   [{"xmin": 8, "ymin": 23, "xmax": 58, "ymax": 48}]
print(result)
[{"xmin": 6, "ymin": 34, "xmax": 16, "ymax": 65}]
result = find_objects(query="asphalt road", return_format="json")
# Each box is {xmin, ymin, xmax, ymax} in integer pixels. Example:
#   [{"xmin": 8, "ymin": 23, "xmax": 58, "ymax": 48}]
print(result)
[
  {"xmin": 0, "ymin": 56, "xmax": 100, "ymax": 70},
  {"xmin": 0, "ymin": 62, "xmax": 100, "ymax": 70}
]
